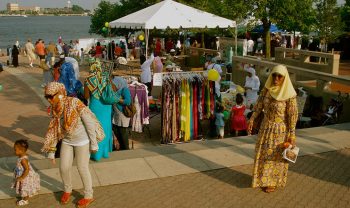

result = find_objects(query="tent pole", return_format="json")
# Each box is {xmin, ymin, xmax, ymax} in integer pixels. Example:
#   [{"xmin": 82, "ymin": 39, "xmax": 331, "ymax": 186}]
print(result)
[
  {"xmin": 145, "ymin": 29, "xmax": 149, "ymax": 58},
  {"xmin": 235, "ymin": 27, "xmax": 238, "ymax": 56}
]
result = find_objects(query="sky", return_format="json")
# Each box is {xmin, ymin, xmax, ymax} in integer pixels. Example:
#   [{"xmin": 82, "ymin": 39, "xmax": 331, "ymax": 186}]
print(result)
[
  {"xmin": 0, "ymin": 0, "xmax": 346, "ymax": 11},
  {"xmin": 0, "ymin": 0, "xmax": 119, "ymax": 11}
]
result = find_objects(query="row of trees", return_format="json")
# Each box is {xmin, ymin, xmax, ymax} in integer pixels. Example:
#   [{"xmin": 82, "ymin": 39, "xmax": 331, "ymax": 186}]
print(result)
[{"xmin": 90, "ymin": 0, "xmax": 350, "ymax": 59}]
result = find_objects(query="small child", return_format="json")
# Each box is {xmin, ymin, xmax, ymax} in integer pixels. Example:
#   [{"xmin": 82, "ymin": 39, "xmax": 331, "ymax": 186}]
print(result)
[
  {"xmin": 215, "ymin": 104, "xmax": 225, "ymax": 139},
  {"xmin": 231, "ymin": 93, "xmax": 247, "ymax": 136},
  {"xmin": 12, "ymin": 140, "xmax": 40, "ymax": 206}
]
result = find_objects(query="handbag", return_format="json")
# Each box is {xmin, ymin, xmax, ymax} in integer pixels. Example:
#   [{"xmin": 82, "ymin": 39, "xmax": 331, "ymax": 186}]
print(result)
[
  {"xmin": 123, "ymin": 87, "xmax": 137, "ymax": 117},
  {"xmin": 101, "ymin": 79, "xmax": 119, "ymax": 105}
]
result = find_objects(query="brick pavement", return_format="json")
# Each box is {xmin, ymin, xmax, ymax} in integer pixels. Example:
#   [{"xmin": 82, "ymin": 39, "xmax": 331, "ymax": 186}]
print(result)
[{"xmin": 1, "ymin": 149, "xmax": 349, "ymax": 208}]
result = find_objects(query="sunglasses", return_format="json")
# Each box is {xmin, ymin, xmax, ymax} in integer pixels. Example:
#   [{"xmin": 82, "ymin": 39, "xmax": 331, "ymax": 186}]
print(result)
[
  {"xmin": 272, "ymin": 73, "xmax": 284, "ymax": 79},
  {"xmin": 45, "ymin": 93, "xmax": 57, "ymax": 100}
]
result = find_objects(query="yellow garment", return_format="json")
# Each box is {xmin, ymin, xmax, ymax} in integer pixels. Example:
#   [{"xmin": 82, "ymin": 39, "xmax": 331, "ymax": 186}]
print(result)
[
  {"xmin": 265, "ymin": 65, "xmax": 296, "ymax": 101},
  {"xmin": 180, "ymin": 80, "xmax": 186, "ymax": 138},
  {"xmin": 251, "ymin": 90, "xmax": 298, "ymax": 188}
]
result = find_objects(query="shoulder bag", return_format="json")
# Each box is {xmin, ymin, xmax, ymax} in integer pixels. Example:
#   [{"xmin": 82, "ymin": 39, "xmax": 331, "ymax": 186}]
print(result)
[
  {"xmin": 101, "ymin": 77, "xmax": 119, "ymax": 105},
  {"xmin": 123, "ymin": 86, "xmax": 137, "ymax": 118}
]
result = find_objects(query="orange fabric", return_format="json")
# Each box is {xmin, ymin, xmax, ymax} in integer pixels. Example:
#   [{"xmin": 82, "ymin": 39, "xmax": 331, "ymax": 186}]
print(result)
[
  {"xmin": 35, "ymin": 42, "xmax": 45, "ymax": 56},
  {"xmin": 115, "ymin": 46, "xmax": 122, "ymax": 56}
]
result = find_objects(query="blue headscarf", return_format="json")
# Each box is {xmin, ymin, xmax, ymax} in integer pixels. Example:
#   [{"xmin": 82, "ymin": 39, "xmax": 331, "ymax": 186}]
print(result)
[{"xmin": 58, "ymin": 62, "xmax": 82, "ymax": 97}]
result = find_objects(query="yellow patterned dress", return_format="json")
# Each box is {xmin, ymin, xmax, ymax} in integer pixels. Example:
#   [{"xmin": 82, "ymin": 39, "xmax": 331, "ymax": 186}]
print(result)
[{"xmin": 251, "ymin": 88, "xmax": 298, "ymax": 188}]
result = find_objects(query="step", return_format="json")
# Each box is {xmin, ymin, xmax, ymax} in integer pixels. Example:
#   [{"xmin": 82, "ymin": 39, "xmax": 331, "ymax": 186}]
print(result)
[{"xmin": 0, "ymin": 123, "xmax": 350, "ymax": 199}]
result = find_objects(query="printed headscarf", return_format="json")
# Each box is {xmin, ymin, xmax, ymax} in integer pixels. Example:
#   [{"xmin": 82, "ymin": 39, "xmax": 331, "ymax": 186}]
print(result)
[
  {"xmin": 85, "ymin": 60, "xmax": 107, "ymax": 99},
  {"xmin": 42, "ymin": 82, "xmax": 86, "ymax": 152},
  {"xmin": 265, "ymin": 65, "xmax": 297, "ymax": 101}
]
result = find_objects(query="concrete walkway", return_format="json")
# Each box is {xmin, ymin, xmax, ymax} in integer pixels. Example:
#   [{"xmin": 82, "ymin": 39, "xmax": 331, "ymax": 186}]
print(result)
[
  {"xmin": 1, "ymin": 56, "xmax": 350, "ymax": 205},
  {"xmin": 1, "ymin": 122, "xmax": 350, "ymax": 200}
]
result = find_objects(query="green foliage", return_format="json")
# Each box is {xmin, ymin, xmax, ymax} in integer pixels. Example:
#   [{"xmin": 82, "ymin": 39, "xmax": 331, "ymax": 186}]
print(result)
[
  {"xmin": 71, "ymin": 5, "xmax": 85, "ymax": 13},
  {"xmin": 245, "ymin": 0, "xmax": 315, "ymax": 59},
  {"xmin": 315, "ymin": 0, "xmax": 344, "ymax": 42},
  {"xmin": 341, "ymin": 0, "xmax": 350, "ymax": 32},
  {"xmin": 89, "ymin": 0, "xmax": 160, "ymax": 35}
]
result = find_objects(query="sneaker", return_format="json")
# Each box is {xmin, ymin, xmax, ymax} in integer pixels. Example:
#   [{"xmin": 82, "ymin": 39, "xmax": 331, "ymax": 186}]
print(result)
[
  {"xmin": 60, "ymin": 192, "xmax": 71, "ymax": 204},
  {"xmin": 77, "ymin": 198, "xmax": 95, "ymax": 208},
  {"xmin": 29, "ymin": 63, "xmax": 33, "ymax": 67},
  {"xmin": 41, "ymin": 84, "xmax": 46, "ymax": 88}
]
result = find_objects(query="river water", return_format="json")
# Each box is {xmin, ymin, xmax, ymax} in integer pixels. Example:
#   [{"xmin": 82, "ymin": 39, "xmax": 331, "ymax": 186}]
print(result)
[{"xmin": 0, "ymin": 16, "xmax": 99, "ymax": 49}]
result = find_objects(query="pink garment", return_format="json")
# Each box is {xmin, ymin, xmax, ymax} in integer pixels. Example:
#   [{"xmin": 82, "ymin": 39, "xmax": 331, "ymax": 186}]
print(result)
[{"xmin": 154, "ymin": 56, "xmax": 163, "ymax": 73}]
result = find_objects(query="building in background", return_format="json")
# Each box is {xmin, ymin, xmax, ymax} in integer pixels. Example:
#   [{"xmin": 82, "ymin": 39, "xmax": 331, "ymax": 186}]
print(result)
[{"xmin": 7, "ymin": 3, "xmax": 19, "ymax": 12}]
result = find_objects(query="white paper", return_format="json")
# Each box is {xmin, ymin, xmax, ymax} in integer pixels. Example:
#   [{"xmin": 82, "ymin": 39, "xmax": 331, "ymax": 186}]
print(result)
[
  {"xmin": 153, "ymin": 73, "xmax": 163, "ymax": 86},
  {"xmin": 282, "ymin": 146, "xmax": 300, "ymax": 163}
]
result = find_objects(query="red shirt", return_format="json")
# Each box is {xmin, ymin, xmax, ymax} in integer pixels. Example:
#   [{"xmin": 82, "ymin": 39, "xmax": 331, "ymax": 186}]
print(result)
[{"xmin": 95, "ymin": 45, "xmax": 102, "ymax": 55}]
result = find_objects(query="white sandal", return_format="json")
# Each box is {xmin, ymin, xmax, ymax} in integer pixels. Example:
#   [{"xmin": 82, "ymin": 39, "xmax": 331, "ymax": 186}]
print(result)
[{"xmin": 17, "ymin": 199, "xmax": 29, "ymax": 206}]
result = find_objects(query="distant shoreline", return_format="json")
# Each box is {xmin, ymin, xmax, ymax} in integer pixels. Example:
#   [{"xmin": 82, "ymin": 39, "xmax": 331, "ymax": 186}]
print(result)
[{"xmin": 0, "ymin": 14, "xmax": 89, "ymax": 17}]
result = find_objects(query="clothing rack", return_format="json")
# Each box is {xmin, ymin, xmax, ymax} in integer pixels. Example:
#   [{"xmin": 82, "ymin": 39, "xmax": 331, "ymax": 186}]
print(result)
[{"xmin": 160, "ymin": 72, "xmax": 215, "ymax": 144}]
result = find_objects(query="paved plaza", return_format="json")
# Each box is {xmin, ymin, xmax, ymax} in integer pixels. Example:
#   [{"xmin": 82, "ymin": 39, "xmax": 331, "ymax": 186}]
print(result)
[
  {"xmin": 0, "ymin": 56, "xmax": 349, "ymax": 208},
  {"xmin": 1, "ymin": 149, "xmax": 349, "ymax": 208}
]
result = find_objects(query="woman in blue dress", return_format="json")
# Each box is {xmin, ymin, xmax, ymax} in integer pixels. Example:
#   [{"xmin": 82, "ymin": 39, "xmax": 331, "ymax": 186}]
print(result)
[{"xmin": 84, "ymin": 60, "xmax": 113, "ymax": 161}]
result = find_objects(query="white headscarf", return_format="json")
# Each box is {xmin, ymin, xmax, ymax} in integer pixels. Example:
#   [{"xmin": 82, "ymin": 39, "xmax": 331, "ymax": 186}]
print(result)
[
  {"xmin": 245, "ymin": 67, "xmax": 259, "ymax": 84},
  {"xmin": 265, "ymin": 65, "xmax": 297, "ymax": 101}
]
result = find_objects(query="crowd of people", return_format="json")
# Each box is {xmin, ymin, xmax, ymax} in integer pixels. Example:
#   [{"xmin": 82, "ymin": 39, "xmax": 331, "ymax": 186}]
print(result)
[{"xmin": 7, "ymin": 32, "xmax": 300, "ymax": 206}]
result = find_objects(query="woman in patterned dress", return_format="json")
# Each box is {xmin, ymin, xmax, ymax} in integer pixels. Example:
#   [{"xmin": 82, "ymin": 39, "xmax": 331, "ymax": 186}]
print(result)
[{"xmin": 247, "ymin": 65, "xmax": 298, "ymax": 193}]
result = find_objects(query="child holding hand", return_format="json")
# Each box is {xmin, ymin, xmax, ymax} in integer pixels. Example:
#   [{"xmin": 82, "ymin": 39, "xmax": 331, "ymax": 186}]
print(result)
[{"xmin": 12, "ymin": 140, "xmax": 40, "ymax": 206}]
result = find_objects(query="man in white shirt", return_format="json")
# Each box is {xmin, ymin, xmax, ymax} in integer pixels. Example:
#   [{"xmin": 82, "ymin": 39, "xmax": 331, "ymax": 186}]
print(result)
[
  {"xmin": 140, "ymin": 53, "xmax": 155, "ymax": 96},
  {"xmin": 247, "ymin": 38, "xmax": 254, "ymax": 55}
]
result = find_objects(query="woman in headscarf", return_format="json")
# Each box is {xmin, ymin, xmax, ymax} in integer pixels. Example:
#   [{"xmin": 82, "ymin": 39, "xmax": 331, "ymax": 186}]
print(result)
[
  {"xmin": 247, "ymin": 65, "xmax": 298, "ymax": 193},
  {"xmin": 42, "ymin": 82, "xmax": 104, "ymax": 207},
  {"xmin": 112, "ymin": 76, "xmax": 131, "ymax": 150},
  {"xmin": 84, "ymin": 60, "xmax": 113, "ymax": 161},
  {"xmin": 12, "ymin": 45, "xmax": 19, "ymax": 67},
  {"xmin": 58, "ymin": 61, "xmax": 82, "ymax": 96},
  {"xmin": 244, "ymin": 67, "xmax": 260, "ymax": 107}
]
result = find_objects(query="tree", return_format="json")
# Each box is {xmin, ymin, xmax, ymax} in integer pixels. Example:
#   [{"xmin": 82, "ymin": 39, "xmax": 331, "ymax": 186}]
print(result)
[
  {"xmin": 246, "ymin": 0, "xmax": 315, "ymax": 59},
  {"xmin": 273, "ymin": 0, "xmax": 315, "ymax": 35},
  {"xmin": 71, "ymin": 5, "xmax": 85, "ymax": 13},
  {"xmin": 89, "ymin": 0, "xmax": 160, "ymax": 35},
  {"xmin": 315, "ymin": 0, "xmax": 344, "ymax": 45},
  {"xmin": 341, "ymin": 0, "xmax": 350, "ymax": 32}
]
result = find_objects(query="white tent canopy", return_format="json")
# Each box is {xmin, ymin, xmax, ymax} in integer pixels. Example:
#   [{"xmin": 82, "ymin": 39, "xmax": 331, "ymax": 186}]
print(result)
[{"xmin": 109, "ymin": 0, "xmax": 236, "ymax": 29}]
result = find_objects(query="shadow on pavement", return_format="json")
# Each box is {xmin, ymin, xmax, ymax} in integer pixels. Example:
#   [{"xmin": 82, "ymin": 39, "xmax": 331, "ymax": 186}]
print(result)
[{"xmin": 289, "ymin": 149, "xmax": 350, "ymax": 187}]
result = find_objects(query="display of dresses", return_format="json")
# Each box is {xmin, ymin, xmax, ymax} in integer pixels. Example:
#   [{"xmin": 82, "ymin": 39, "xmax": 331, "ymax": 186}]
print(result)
[
  {"xmin": 128, "ymin": 82, "xmax": 150, "ymax": 132},
  {"xmin": 161, "ymin": 73, "xmax": 215, "ymax": 144}
]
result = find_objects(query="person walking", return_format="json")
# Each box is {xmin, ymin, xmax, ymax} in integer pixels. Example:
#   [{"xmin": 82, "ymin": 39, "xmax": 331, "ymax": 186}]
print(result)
[
  {"xmin": 12, "ymin": 45, "xmax": 19, "ymax": 67},
  {"xmin": 247, "ymin": 64, "xmax": 298, "ymax": 193},
  {"xmin": 25, "ymin": 39, "xmax": 36, "ymax": 67},
  {"xmin": 35, "ymin": 39, "xmax": 46, "ymax": 69},
  {"xmin": 42, "ymin": 82, "xmax": 104, "ymax": 207}
]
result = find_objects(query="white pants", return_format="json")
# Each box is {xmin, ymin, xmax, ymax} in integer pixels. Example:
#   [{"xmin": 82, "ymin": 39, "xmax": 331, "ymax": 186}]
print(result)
[{"xmin": 60, "ymin": 143, "xmax": 93, "ymax": 198}]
